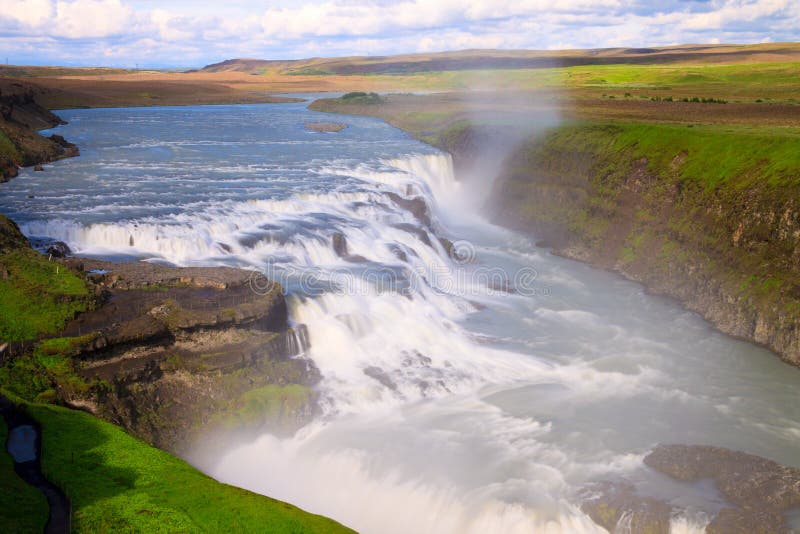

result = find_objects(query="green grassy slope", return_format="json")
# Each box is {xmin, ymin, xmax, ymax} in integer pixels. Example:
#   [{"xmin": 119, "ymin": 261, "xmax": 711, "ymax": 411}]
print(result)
[
  {"xmin": 0, "ymin": 417, "xmax": 49, "ymax": 532},
  {"xmin": 14, "ymin": 400, "xmax": 352, "ymax": 533},
  {"xmin": 0, "ymin": 250, "xmax": 94, "ymax": 342}
]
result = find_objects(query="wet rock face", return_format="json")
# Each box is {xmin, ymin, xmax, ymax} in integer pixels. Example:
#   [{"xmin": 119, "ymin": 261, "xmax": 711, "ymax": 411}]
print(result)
[
  {"xmin": 332, "ymin": 232, "xmax": 348, "ymax": 257},
  {"xmin": 386, "ymin": 192, "xmax": 432, "ymax": 227},
  {"xmin": 644, "ymin": 444, "xmax": 800, "ymax": 533},
  {"xmin": 46, "ymin": 241, "xmax": 71, "ymax": 258},
  {"xmin": 331, "ymin": 232, "xmax": 368, "ymax": 262},
  {"xmin": 48, "ymin": 134, "xmax": 79, "ymax": 158},
  {"xmin": 484, "ymin": 127, "xmax": 800, "ymax": 367},
  {"xmin": 363, "ymin": 366, "xmax": 398, "ymax": 391},
  {"xmin": 581, "ymin": 481, "xmax": 671, "ymax": 534}
]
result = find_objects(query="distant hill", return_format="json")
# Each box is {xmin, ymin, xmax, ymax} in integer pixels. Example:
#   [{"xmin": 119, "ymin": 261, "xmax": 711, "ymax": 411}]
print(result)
[{"xmin": 201, "ymin": 42, "xmax": 800, "ymax": 75}]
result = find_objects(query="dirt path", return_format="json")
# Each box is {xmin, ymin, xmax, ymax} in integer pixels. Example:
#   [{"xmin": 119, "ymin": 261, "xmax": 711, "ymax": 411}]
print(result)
[{"xmin": 0, "ymin": 395, "xmax": 71, "ymax": 534}]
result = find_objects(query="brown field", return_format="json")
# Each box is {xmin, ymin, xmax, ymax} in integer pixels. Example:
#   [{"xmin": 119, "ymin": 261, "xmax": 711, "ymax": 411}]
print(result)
[
  {"xmin": 1, "ymin": 42, "xmax": 798, "ymax": 132},
  {"xmin": 201, "ymin": 42, "xmax": 800, "ymax": 74},
  {"xmin": 10, "ymin": 71, "xmax": 438, "ymax": 109}
]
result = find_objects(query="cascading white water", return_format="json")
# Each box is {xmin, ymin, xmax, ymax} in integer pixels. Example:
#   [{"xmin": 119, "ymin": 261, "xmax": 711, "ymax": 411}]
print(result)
[
  {"xmin": 7, "ymin": 104, "xmax": 799, "ymax": 534},
  {"xmin": 203, "ymin": 153, "xmax": 713, "ymax": 533}
]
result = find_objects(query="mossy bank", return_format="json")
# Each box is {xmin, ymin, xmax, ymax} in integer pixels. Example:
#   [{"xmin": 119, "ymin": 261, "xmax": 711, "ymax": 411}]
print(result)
[{"xmin": 483, "ymin": 122, "xmax": 800, "ymax": 367}]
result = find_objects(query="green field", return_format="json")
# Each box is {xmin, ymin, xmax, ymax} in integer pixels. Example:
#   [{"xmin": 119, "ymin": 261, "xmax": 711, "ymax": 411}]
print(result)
[{"xmin": 306, "ymin": 61, "xmax": 800, "ymax": 102}]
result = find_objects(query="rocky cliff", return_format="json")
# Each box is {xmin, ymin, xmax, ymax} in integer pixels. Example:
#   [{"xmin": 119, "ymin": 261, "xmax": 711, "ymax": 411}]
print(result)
[
  {"xmin": 46, "ymin": 259, "xmax": 317, "ymax": 455},
  {"xmin": 0, "ymin": 215, "xmax": 318, "ymax": 455},
  {"xmin": 437, "ymin": 122, "xmax": 800, "ymax": 367},
  {"xmin": 0, "ymin": 79, "xmax": 79, "ymax": 181}
]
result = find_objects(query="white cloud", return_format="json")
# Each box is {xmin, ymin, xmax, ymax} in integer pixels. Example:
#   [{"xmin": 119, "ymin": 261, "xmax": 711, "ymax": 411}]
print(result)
[
  {"xmin": 53, "ymin": 0, "xmax": 133, "ymax": 38},
  {"xmin": 0, "ymin": 0, "xmax": 798, "ymax": 67},
  {"xmin": 150, "ymin": 9, "xmax": 194, "ymax": 41},
  {"xmin": 0, "ymin": 0, "xmax": 54, "ymax": 26}
]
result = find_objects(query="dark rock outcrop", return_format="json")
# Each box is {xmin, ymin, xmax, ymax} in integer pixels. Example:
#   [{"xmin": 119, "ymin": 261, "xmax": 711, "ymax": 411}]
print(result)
[
  {"xmin": 0, "ymin": 80, "xmax": 79, "ymax": 181},
  {"xmin": 386, "ymin": 192, "xmax": 432, "ymax": 227},
  {"xmin": 45, "ymin": 241, "xmax": 70, "ymax": 258},
  {"xmin": 332, "ymin": 232, "xmax": 348, "ymax": 257},
  {"xmin": 644, "ymin": 444, "xmax": 800, "ymax": 533},
  {"xmin": 331, "ymin": 232, "xmax": 367, "ymax": 262},
  {"xmin": 581, "ymin": 481, "xmax": 671, "ymax": 534},
  {"xmin": 583, "ymin": 445, "xmax": 800, "ymax": 533},
  {"xmin": 363, "ymin": 366, "xmax": 398, "ymax": 391},
  {"xmin": 36, "ymin": 257, "xmax": 318, "ymax": 454},
  {"xmin": 47, "ymin": 134, "xmax": 79, "ymax": 158}
]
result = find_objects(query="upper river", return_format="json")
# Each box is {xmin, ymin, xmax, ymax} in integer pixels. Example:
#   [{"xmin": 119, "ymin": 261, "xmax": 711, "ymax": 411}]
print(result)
[{"xmin": 1, "ymin": 99, "xmax": 798, "ymax": 533}]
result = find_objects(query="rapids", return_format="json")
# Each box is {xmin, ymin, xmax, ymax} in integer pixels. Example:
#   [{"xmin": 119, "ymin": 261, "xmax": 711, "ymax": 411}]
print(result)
[{"xmin": 2, "ymin": 101, "xmax": 798, "ymax": 533}]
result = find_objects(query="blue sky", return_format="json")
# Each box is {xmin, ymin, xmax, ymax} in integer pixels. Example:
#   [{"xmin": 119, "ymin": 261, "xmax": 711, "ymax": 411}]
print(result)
[{"xmin": 0, "ymin": 0, "xmax": 798, "ymax": 68}]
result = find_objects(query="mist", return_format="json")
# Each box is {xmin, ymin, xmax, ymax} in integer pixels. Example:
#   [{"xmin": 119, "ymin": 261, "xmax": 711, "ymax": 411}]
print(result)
[{"xmin": 446, "ymin": 80, "xmax": 562, "ymax": 215}]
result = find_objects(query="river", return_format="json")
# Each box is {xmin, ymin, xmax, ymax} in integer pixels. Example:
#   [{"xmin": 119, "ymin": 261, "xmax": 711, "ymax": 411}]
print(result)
[{"xmin": 1, "ymin": 100, "xmax": 798, "ymax": 533}]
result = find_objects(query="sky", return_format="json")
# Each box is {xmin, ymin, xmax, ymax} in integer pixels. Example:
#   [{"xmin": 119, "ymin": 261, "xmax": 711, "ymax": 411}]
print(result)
[{"xmin": 0, "ymin": 0, "xmax": 798, "ymax": 68}]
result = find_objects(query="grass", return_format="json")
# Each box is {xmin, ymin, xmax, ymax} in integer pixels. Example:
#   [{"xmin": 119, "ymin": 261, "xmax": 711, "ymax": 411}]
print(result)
[
  {"xmin": 340, "ymin": 91, "xmax": 384, "ymax": 104},
  {"xmin": 0, "ymin": 333, "xmax": 107, "ymax": 403},
  {"xmin": 490, "ymin": 118, "xmax": 800, "ymax": 332},
  {"xmin": 0, "ymin": 417, "xmax": 49, "ymax": 532},
  {"xmin": 0, "ymin": 250, "xmax": 93, "ymax": 341},
  {"xmin": 15, "ymin": 400, "xmax": 353, "ymax": 533},
  {"xmin": 0, "ymin": 130, "xmax": 20, "ymax": 161},
  {"xmin": 589, "ymin": 122, "xmax": 800, "ymax": 189},
  {"xmin": 314, "ymin": 61, "xmax": 800, "ymax": 100}
]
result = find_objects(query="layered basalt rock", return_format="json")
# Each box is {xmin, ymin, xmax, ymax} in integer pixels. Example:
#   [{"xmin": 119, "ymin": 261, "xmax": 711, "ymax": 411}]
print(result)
[{"xmin": 46, "ymin": 258, "xmax": 318, "ymax": 454}]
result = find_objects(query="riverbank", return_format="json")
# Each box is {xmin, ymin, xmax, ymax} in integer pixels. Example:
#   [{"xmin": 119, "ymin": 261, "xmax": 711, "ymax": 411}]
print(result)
[
  {"xmin": 0, "ymin": 79, "xmax": 79, "ymax": 181},
  {"xmin": 310, "ymin": 93, "xmax": 800, "ymax": 368},
  {"xmin": 489, "ymin": 122, "xmax": 800, "ymax": 367}
]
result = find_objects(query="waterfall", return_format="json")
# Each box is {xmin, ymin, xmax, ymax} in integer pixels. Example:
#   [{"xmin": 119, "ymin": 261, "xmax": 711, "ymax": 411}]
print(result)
[{"xmin": 13, "ymin": 104, "xmax": 782, "ymax": 534}]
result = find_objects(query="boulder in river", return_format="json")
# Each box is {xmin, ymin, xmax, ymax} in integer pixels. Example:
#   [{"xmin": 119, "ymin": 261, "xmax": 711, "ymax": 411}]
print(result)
[
  {"xmin": 46, "ymin": 241, "xmax": 71, "ymax": 258},
  {"xmin": 332, "ymin": 232, "xmax": 348, "ymax": 257},
  {"xmin": 644, "ymin": 444, "xmax": 800, "ymax": 533},
  {"xmin": 386, "ymin": 192, "xmax": 431, "ymax": 227},
  {"xmin": 331, "ymin": 232, "xmax": 367, "ymax": 262},
  {"xmin": 363, "ymin": 366, "xmax": 398, "ymax": 391},
  {"xmin": 581, "ymin": 481, "xmax": 671, "ymax": 534},
  {"xmin": 305, "ymin": 122, "xmax": 347, "ymax": 133}
]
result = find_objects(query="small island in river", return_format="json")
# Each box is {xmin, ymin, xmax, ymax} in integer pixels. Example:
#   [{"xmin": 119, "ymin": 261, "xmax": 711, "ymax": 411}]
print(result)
[{"xmin": 304, "ymin": 121, "xmax": 347, "ymax": 133}]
